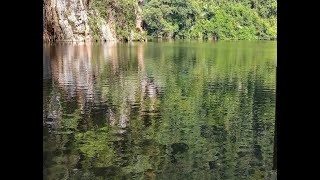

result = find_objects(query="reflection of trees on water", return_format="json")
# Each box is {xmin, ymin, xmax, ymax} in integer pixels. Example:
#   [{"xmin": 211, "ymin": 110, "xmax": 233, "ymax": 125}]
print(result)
[{"xmin": 43, "ymin": 41, "xmax": 276, "ymax": 179}]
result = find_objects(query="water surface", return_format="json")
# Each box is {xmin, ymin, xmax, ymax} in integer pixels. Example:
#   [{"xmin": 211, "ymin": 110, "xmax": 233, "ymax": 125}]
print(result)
[{"xmin": 43, "ymin": 41, "xmax": 276, "ymax": 179}]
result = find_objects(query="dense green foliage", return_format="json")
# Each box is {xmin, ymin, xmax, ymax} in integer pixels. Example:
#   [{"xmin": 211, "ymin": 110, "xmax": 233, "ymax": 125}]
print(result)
[
  {"xmin": 85, "ymin": 0, "xmax": 276, "ymax": 40},
  {"xmin": 143, "ymin": 0, "xmax": 277, "ymax": 40},
  {"xmin": 88, "ymin": 0, "xmax": 145, "ymax": 41},
  {"xmin": 43, "ymin": 41, "xmax": 276, "ymax": 179}
]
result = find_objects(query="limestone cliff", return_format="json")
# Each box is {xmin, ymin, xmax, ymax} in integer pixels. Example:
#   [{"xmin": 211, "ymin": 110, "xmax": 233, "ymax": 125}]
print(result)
[{"xmin": 43, "ymin": 0, "xmax": 145, "ymax": 42}]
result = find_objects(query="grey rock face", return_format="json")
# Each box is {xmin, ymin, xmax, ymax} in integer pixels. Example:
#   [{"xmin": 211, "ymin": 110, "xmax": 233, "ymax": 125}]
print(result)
[
  {"xmin": 44, "ymin": 0, "xmax": 117, "ymax": 42},
  {"xmin": 43, "ymin": 0, "xmax": 145, "ymax": 42},
  {"xmin": 101, "ymin": 19, "xmax": 116, "ymax": 41},
  {"xmin": 55, "ymin": 0, "xmax": 90, "ymax": 41}
]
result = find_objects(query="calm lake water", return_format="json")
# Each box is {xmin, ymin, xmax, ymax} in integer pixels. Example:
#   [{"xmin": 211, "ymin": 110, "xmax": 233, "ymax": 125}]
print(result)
[{"xmin": 43, "ymin": 41, "xmax": 276, "ymax": 180}]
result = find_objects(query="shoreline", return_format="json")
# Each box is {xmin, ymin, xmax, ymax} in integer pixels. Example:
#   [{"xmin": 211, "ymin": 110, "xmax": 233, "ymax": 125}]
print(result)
[{"xmin": 43, "ymin": 38, "xmax": 277, "ymax": 44}]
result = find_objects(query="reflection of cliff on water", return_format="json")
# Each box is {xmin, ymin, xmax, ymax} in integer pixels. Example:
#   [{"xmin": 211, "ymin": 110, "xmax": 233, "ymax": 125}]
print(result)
[
  {"xmin": 43, "ymin": 42, "xmax": 162, "ymax": 132},
  {"xmin": 43, "ymin": 42, "xmax": 165, "ymax": 179}
]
